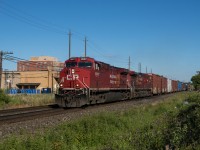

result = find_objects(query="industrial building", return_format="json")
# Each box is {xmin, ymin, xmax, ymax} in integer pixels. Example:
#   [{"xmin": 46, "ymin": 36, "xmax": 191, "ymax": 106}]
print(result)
[
  {"xmin": 1, "ymin": 56, "xmax": 64, "ymax": 93},
  {"xmin": 17, "ymin": 56, "xmax": 64, "ymax": 72},
  {"xmin": 0, "ymin": 71, "xmax": 20, "ymax": 89}
]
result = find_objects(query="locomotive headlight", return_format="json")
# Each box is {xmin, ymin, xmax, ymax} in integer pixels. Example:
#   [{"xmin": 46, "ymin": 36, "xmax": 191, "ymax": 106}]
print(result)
[
  {"xmin": 76, "ymin": 84, "xmax": 79, "ymax": 89},
  {"xmin": 60, "ymin": 84, "xmax": 63, "ymax": 87},
  {"xmin": 72, "ymin": 69, "xmax": 75, "ymax": 74}
]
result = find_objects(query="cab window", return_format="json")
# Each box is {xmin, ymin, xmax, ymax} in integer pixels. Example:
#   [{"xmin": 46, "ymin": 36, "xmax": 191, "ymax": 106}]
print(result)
[
  {"xmin": 78, "ymin": 62, "xmax": 92, "ymax": 68},
  {"xmin": 66, "ymin": 62, "xmax": 77, "ymax": 67}
]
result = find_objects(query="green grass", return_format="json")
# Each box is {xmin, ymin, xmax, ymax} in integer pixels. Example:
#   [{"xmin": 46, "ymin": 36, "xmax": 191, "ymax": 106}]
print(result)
[
  {"xmin": 1, "ymin": 92, "xmax": 200, "ymax": 149},
  {"xmin": 0, "ymin": 93, "xmax": 54, "ymax": 109}
]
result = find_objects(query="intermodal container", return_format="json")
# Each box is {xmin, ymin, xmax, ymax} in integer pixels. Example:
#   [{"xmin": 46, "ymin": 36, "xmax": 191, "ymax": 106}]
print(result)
[
  {"xmin": 177, "ymin": 81, "xmax": 182, "ymax": 91},
  {"xmin": 167, "ymin": 79, "xmax": 172, "ymax": 93},
  {"xmin": 182, "ymin": 83, "xmax": 186, "ymax": 91},
  {"xmin": 133, "ymin": 73, "xmax": 152, "ymax": 90},
  {"xmin": 185, "ymin": 83, "xmax": 188, "ymax": 91},
  {"xmin": 172, "ymin": 80, "xmax": 178, "ymax": 92},
  {"xmin": 148, "ymin": 74, "xmax": 162, "ymax": 95},
  {"xmin": 161, "ymin": 76, "xmax": 167, "ymax": 93}
]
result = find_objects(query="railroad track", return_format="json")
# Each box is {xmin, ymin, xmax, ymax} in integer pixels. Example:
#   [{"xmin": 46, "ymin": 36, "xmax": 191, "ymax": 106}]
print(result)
[
  {"xmin": 0, "ymin": 104, "xmax": 67, "ymax": 125},
  {"xmin": 0, "ymin": 93, "xmax": 178, "ymax": 125}
]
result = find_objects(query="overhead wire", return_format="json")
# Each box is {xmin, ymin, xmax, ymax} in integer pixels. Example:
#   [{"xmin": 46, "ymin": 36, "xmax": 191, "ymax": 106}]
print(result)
[
  {"xmin": 0, "ymin": 0, "xmax": 95, "ymax": 54},
  {"xmin": 0, "ymin": 0, "xmax": 136, "ymax": 69},
  {"xmin": 4, "ymin": 54, "xmax": 64, "ymax": 66},
  {"xmin": 0, "ymin": 0, "xmax": 87, "ymax": 38},
  {"xmin": 87, "ymin": 37, "xmax": 134, "ymax": 64},
  {"xmin": 0, "ymin": 7, "xmax": 67, "ymax": 35},
  {"xmin": 0, "ymin": 1, "xmax": 68, "ymax": 30},
  {"xmin": 0, "ymin": 0, "xmax": 68, "ymax": 33},
  {"xmin": 3, "ymin": 55, "xmax": 64, "ymax": 70}
]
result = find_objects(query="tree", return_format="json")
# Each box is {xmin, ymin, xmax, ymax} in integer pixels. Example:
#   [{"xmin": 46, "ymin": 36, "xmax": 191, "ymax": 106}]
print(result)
[{"xmin": 191, "ymin": 74, "xmax": 200, "ymax": 90}]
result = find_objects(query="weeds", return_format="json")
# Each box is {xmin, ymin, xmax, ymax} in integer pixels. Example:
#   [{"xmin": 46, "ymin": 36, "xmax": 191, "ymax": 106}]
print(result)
[
  {"xmin": 0, "ymin": 93, "xmax": 54, "ymax": 109},
  {"xmin": 0, "ymin": 89, "xmax": 11, "ymax": 105},
  {"xmin": 1, "ymin": 92, "xmax": 200, "ymax": 149}
]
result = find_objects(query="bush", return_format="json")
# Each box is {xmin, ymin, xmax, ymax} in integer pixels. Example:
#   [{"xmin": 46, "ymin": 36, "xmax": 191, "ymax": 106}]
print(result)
[
  {"xmin": 0, "ymin": 89, "xmax": 10, "ymax": 104},
  {"xmin": 129, "ymin": 92, "xmax": 200, "ymax": 149},
  {"xmin": 168, "ymin": 103, "xmax": 200, "ymax": 148}
]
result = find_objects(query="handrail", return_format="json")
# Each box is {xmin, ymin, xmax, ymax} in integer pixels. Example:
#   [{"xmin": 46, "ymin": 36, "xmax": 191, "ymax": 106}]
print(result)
[
  {"xmin": 76, "ymin": 78, "xmax": 88, "ymax": 89},
  {"xmin": 76, "ymin": 77, "xmax": 89, "ymax": 89},
  {"xmin": 83, "ymin": 77, "xmax": 89, "ymax": 89}
]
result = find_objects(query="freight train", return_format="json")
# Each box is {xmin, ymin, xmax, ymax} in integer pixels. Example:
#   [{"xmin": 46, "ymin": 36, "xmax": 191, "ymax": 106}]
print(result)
[{"xmin": 55, "ymin": 57, "xmax": 188, "ymax": 107}]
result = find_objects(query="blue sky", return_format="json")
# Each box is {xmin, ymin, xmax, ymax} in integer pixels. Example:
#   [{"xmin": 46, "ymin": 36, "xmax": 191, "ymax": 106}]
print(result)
[{"xmin": 0, "ymin": 0, "xmax": 200, "ymax": 82}]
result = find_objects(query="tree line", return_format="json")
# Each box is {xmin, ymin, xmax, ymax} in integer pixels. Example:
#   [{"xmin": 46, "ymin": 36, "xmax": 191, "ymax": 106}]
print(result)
[{"xmin": 191, "ymin": 71, "xmax": 200, "ymax": 90}]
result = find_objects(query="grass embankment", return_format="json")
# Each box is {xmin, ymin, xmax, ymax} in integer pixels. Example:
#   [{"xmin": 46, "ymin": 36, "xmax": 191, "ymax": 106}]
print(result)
[
  {"xmin": 1, "ymin": 92, "xmax": 200, "ymax": 149},
  {"xmin": 0, "ymin": 89, "xmax": 54, "ymax": 109}
]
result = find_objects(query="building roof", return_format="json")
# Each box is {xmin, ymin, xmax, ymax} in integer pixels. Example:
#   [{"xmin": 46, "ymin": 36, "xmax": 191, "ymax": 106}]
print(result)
[
  {"xmin": 30, "ymin": 56, "xmax": 58, "ymax": 61},
  {"xmin": 16, "ymin": 83, "xmax": 40, "ymax": 86}
]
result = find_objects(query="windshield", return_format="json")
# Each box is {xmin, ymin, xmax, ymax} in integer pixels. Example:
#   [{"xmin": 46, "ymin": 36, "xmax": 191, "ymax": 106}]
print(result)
[
  {"xmin": 66, "ymin": 62, "xmax": 77, "ymax": 67},
  {"xmin": 78, "ymin": 62, "xmax": 92, "ymax": 68}
]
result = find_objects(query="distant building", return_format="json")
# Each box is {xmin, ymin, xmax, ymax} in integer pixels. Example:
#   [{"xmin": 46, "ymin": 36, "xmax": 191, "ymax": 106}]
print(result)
[
  {"xmin": 1, "ymin": 71, "xmax": 20, "ymax": 89},
  {"xmin": 16, "ymin": 56, "xmax": 63, "ymax": 92},
  {"xmin": 0, "ymin": 56, "xmax": 64, "ymax": 92},
  {"xmin": 17, "ymin": 70, "xmax": 60, "ymax": 91},
  {"xmin": 1, "ymin": 70, "xmax": 60, "ymax": 91},
  {"xmin": 17, "ymin": 56, "xmax": 64, "ymax": 72}
]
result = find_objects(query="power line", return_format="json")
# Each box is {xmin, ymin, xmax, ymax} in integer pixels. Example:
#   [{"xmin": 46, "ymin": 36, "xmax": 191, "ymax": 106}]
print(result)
[
  {"xmin": 0, "ymin": 1, "xmax": 138, "ymax": 68},
  {"xmin": 0, "ymin": 1, "xmax": 90, "ymax": 39},
  {"xmin": 0, "ymin": 1, "xmax": 116, "ymax": 59},
  {"xmin": 4, "ymin": 55, "xmax": 64, "ymax": 71},
  {"xmin": 87, "ymin": 44, "xmax": 128, "ymax": 63},
  {"xmin": 0, "ymin": 1, "xmax": 132, "ymax": 62},
  {"xmin": 87, "ymin": 39, "xmax": 132, "ymax": 63},
  {"xmin": 0, "ymin": 1, "xmax": 68, "ymax": 35},
  {"xmin": 4, "ymin": 54, "xmax": 63, "ymax": 66},
  {"xmin": 0, "ymin": 9, "xmax": 67, "ymax": 35}
]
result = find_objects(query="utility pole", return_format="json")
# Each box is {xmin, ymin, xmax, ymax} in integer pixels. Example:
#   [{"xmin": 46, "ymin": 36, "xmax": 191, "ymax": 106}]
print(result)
[
  {"xmin": 0, "ymin": 51, "xmax": 2, "ymax": 89},
  {"xmin": 84, "ymin": 37, "xmax": 87, "ymax": 57},
  {"xmin": 52, "ymin": 73, "xmax": 53, "ymax": 93},
  {"xmin": 146, "ymin": 66, "xmax": 147, "ymax": 73},
  {"xmin": 47, "ymin": 69, "xmax": 49, "ymax": 88},
  {"xmin": 4, "ymin": 69, "xmax": 8, "ymax": 91},
  {"xmin": 128, "ymin": 56, "xmax": 131, "ymax": 70},
  {"xmin": 0, "ymin": 51, "xmax": 13, "ymax": 89},
  {"xmin": 68, "ymin": 30, "xmax": 71, "ymax": 59},
  {"xmin": 138, "ymin": 63, "xmax": 141, "ymax": 73}
]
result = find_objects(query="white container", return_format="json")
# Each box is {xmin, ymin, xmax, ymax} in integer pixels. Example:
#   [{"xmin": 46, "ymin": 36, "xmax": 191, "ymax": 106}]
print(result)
[{"xmin": 167, "ymin": 79, "xmax": 172, "ymax": 93}]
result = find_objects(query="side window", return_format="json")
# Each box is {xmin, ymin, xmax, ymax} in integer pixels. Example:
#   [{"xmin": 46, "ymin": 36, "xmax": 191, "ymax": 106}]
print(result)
[
  {"xmin": 78, "ymin": 62, "xmax": 92, "ymax": 67},
  {"xmin": 95, "ymin": 63, "xmax": 100, "ymax": 70}
]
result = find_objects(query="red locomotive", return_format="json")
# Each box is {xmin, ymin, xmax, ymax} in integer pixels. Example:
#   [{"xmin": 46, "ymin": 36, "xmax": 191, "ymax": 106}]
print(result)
[{"xmin": 55, "ymin": 57, "xmax": 187, "ymax": 107}]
